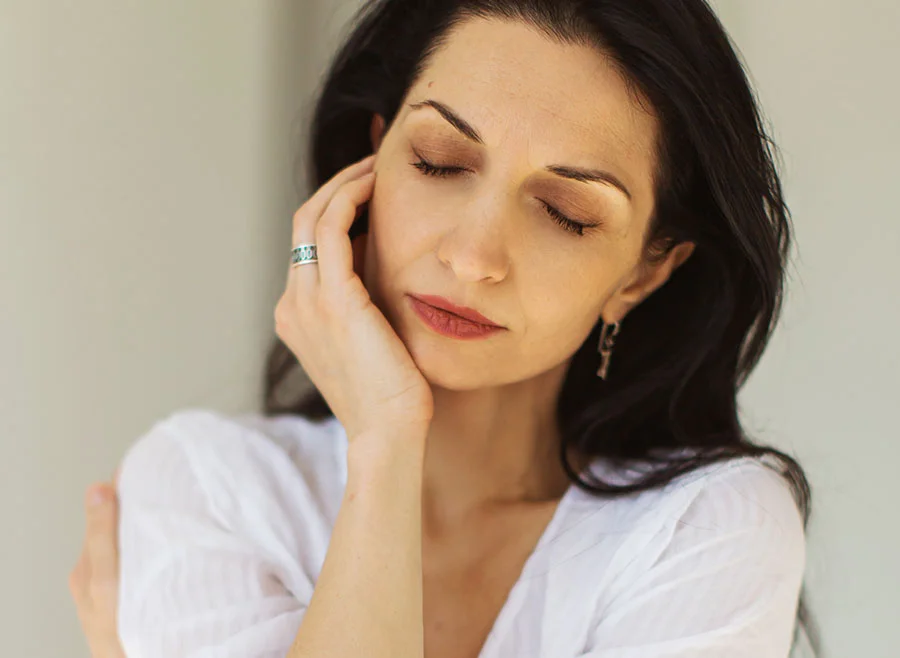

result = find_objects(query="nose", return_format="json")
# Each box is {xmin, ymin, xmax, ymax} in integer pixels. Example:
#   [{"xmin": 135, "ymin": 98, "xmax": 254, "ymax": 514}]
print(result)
[{"xmin": 435, "ymin": 200, "xmax": 512, "ymax": 284}]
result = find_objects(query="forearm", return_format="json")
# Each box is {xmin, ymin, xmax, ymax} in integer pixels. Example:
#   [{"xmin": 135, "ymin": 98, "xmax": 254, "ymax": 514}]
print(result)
[{"xmin": 288, "ymin": 430, "xmax": 427, "ymax": 658}]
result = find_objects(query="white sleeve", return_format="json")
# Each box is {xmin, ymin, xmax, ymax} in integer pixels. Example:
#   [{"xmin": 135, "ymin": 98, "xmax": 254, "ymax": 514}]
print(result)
[
  {"xmin": 115, "ymin": 412, "xmax": 306, "ymax": 658},
  {"xmin": 578, "ymin": 460, "xmax": 807, "ymax": 658}
]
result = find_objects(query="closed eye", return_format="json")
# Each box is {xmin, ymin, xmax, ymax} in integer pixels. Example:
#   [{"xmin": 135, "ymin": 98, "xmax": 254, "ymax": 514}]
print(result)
[{"xmin": 410, "ymin": 155, "xmax": 595, "ymax": 237}]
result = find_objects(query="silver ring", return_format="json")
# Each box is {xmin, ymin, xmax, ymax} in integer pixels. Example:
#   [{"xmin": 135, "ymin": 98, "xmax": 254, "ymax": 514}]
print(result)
[{"xmin": 291, "ymin": 244, "xmax": 318, "ymax": 267}]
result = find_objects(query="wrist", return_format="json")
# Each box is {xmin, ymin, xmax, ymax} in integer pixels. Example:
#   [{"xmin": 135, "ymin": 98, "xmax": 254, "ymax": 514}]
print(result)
[{"xmin": 346, "ymin": 427, "xmax": 427, "ymax": 483}]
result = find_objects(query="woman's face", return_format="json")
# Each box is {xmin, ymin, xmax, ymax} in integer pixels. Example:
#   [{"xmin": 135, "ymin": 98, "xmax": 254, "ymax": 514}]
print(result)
[{"xmin": 363, "ymin": 17, "xmax": 691, "ymax": 390}]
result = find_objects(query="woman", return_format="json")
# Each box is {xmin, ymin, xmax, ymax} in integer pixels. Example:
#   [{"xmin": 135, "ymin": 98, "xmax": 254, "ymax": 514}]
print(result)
[{"xmin": 69, "ymin": 0, "xmax": 821, "ymax": 656}]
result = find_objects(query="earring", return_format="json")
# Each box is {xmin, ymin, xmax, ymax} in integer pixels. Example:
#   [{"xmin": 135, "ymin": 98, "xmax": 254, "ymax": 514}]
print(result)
[{"xmin": 596, "ymin": 320, "xmax": 621, "ymax": 380}]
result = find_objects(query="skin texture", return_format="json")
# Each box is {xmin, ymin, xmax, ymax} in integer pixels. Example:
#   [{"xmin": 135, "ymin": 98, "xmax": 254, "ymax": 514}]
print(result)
[
  {"xmin": 69, "ymin": 16, "xmax": 696, "ymax": 656},
  {"xmin": 361, "ymin": 18, "xmax": 694, "ymax": 536},
  {"xmin": 68, "ymin": 476, "xmax": 124, "ymax": 658}
]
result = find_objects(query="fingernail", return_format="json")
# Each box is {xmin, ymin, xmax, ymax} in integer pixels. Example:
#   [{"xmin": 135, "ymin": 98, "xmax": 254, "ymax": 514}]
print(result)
[{"xmin": 88, "ymin": 486, "xmax": 108, "ymax": 507}]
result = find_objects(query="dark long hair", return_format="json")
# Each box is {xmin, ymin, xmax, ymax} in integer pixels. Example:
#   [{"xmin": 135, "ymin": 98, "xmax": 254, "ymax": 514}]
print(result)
[{"xmin": 263, "ymin": 0, "xmax": 820, "ymax": 653}]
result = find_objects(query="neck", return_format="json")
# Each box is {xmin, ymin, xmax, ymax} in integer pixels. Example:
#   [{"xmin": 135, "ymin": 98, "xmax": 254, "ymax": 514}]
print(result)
[{"xmin": 420, "ymin": 360, "xmax": 586, "ymax": 531}]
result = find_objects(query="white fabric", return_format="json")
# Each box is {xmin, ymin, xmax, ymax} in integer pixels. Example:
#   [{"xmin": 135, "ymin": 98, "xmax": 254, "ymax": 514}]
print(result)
[{"xmin": 116, "ymin": 408, "xmax": 806, "ymax": 658}]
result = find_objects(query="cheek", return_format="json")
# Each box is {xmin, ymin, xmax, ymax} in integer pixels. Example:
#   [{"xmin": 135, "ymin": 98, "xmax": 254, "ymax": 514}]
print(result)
[
  {"xmin": 368, "ymin": 170, "xmax": 439, "ymax": 259},
  {"xmin": 530, "ymin": 285, "xmax": 601, "ymax": 341},
  {"xmin": 517, "ymin": 263, "xmax": 617, "ymax": 353},
  {"xmin": 508, "ymin": 300, "xmax": 600, "ymax": 380},
  {"xmin": 362, "ymin": 173, "xmax": 428, "ymax": 298}
]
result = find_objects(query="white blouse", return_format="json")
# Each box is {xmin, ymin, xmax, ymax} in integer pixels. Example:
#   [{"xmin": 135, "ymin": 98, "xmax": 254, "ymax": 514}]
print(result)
[{"xmin": 115, "ymin": 408, "xmax": 806, "ymax": 658}]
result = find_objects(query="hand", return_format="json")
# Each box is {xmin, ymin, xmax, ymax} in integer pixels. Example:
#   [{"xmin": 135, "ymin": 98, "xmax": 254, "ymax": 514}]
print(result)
[
  {"xmin": 68, "ymin": 469, "xmax": 125, "ymax": 658},
  {"xmin": 275, "ymin": 155, "xmax": 434, "ymax": 441}
]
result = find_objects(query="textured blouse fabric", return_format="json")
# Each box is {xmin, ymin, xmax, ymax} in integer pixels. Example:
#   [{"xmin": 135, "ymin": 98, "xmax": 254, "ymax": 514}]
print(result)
[{"xmin": 115, "ymin": 408, "xmax": 806, "ymax": 658}]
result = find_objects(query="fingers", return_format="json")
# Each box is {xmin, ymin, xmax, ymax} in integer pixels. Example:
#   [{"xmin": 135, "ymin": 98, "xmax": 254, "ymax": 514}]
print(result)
[
  {"xmin": 292, "ymin": 155, "xmax": 375, "ymax": 249},
  {"xmin": 84, "ymin": 484, "xmax": 120, "ymax": 599},
  {"xmin": 316, "ymin": 171, "xmax": 376, "ymax": 296},
  {"xmin": 290, "ymin": 155, "xmax": 376, "ymax": 287},
  {"xmin": 68, "ymin": 549, "xmax": 88, "ymax": 605},
  {"xmin": 303, "ymin": 154, "xmax": 375, "ymax": 224},
  {"xmin": 68, "ymin": 482, "xmax": 125, "ymax": 658}
]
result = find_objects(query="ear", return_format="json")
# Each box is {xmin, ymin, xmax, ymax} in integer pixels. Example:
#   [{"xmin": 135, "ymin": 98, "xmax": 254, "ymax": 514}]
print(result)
[
  {"xmin": 370, "ymin": 113, "xmax": 386, "ymax": 153},
  {"xmin": 602, "ymin": 241, "xmax": 696, "ymax": 322}
]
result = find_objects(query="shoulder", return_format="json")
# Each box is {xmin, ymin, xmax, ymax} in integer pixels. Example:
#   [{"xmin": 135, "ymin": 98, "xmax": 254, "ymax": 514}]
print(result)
[
  {"xmin": 120, "ymin": 407, "xmax": 343, "ymax": 473},
  {"xmin": 612, "ymin": 455, "xmax": 807, "ymax": 582},
  {"xmin": 562, "ymin": 455, "xmax": 806, "ymax": 584},
  {"xmin": 669, "ymin": 456, "xmax": 807, "ymax": 551},
  {"xmin": 634, "ymin": 455, "xmax": 806, "ymax": 560},
  {"xmin": 585, "ymin": 453, "xmax": 805, "ymax": 536},
  {"xmin": 122, "ymin": 406, "xmax": 339, "ymax": 458},
  {"xmin": 571, "ymin": 458, "xmax": 809, "ymax": 655},
  {"xmin": 117, "ymin": 408, "xmax": 347, "ymax": 522},
  {"xmin": 114, "ymin": 410, "xmax": 338, "ymax": 654}
]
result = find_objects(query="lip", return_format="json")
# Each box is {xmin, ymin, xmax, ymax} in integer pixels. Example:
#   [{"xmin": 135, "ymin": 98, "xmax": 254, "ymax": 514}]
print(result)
[
  {"xmin": 407, "ymin": 294, "xmax": 505, "ymax": 340},
  {"xmin": 408, "ymin": 294, "xmax": 502, "ymax": 327}
]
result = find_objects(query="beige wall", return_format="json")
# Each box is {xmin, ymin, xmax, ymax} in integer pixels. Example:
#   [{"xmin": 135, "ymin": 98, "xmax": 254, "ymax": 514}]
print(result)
[
  {"xmin": 701, "ymin": 2, "xmax": 900, "ymax": 655},
  {"xmin": 1, "ymin": 2, "xmax": 317, "ymax": 655},
  {"xmin": 2, "ymin": 1, "xmax": 897, "ymax": 656}
]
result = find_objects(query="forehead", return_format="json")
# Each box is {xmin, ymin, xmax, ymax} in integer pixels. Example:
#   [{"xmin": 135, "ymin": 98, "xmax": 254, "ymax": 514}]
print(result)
[{"xmin": 406, "ymin": 18, "xmax": 659, "ymax": 181}]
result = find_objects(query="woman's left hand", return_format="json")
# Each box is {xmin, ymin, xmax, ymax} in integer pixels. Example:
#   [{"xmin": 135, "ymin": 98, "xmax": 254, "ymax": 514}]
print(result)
[{"xmin": 68, "ymin": 469, "xmax": 125, "ymax": 658}]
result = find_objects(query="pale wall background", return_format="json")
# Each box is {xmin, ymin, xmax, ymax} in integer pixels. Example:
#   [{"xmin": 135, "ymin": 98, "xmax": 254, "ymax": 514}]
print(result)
[{"xmin": 1, "ymin": 1, "xmax": 896, "ymax": 656}]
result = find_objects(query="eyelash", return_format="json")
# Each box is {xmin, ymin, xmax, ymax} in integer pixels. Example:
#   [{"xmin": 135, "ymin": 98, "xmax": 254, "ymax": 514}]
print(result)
[{"xmin": 410, "ymin": 158, "xmax": 591, "ymax": 236}]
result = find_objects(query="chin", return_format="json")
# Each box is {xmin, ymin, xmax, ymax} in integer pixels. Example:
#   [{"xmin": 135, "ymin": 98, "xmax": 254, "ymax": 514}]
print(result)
[{"xmin": 404, "ymin": 336, "xmax": 503, "ymax": 391}]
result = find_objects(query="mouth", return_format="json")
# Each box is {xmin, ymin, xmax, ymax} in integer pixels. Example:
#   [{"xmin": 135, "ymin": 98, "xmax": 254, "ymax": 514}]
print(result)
[
  {"xmin": 406, "ymin": 294, "xmax": 506, "ymax": 340},
  {"xmin": 407, "ymin": 294, "xmax": 503, "ymax": 328}
]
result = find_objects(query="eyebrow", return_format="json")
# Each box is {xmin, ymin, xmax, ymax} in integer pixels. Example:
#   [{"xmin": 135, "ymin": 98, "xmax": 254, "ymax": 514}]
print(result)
[{"xmin": 407, "ymin": 99, "xmax": 633, "ymax": 201}]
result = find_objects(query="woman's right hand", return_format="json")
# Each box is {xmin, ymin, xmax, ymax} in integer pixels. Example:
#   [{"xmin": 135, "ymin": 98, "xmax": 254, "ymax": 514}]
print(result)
[{"xmin": 274, "ymin": 155, "xmax": 434, "ymax": 443}]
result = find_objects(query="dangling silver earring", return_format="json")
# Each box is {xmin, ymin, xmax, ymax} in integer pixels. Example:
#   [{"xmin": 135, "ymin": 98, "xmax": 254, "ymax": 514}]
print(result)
[{"xmin": 596, "ymin": 320, "xmax": 621, "ymax": 380}]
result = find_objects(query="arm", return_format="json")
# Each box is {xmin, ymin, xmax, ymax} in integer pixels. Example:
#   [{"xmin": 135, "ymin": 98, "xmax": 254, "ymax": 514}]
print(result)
[
  {"xmin": 116, "ymin": 413, "xmax": 310, "ymax": 658},
  {"xmin": 287, "ymin": 430, "xmax": 427, "ymax": 658}
]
